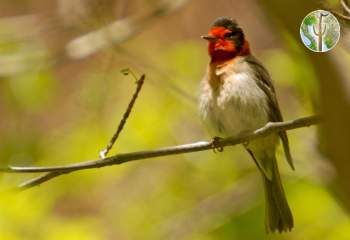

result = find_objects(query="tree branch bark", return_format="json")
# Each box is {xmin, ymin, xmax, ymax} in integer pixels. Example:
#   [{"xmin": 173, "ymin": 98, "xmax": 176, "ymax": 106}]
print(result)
[
  {"xmin": 330, "ymin": 0, "xmax": 350, "ymax": 21},
  {"xmin": 331, "ymin": 10, "xmax": 350, "ymax": 21},
  {"xmin": 341, "ymin": 0, "xmax": 350, "ymax": 15},
  {"xmin": 1, "ymin": 115, "xmax": 320, "ymax": 190},
  {"xmin": 99, "ymin": 73, "xmax": 145, "ymax": 158}
]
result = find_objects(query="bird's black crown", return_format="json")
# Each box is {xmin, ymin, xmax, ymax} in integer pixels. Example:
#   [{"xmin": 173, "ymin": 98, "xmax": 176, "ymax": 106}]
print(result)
[{"xmin": 211, "ymin": 16, "xmax": 238, "ymax": 31}]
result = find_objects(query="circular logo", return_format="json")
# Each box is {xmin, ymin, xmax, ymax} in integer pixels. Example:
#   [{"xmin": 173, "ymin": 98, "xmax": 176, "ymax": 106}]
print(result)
[{"xmin": 300, "ymin": 10, "xmax": 340, "ymax": 52}]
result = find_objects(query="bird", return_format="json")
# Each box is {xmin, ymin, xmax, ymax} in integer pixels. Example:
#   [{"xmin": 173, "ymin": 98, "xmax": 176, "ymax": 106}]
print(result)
[{"xmin": 198, "ymin": 16, "xmax": 294, "ymax": 233}]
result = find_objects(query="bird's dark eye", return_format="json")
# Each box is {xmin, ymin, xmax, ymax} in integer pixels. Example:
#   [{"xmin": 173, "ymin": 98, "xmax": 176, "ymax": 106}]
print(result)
[{"xmin": 224, "ymin": 32, "xmax": 234, "ymax": 38}]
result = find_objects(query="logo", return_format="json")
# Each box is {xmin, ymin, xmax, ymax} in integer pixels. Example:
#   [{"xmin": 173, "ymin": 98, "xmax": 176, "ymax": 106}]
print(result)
[{"xmin": 300, "ymin": 10, "xmax": 340, "ymax": 52}]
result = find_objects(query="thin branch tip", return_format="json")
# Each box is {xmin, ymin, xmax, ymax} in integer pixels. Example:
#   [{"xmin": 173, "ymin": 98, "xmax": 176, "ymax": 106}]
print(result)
[{"xmin": 99, "ymin": 71, "xmax": 145, "ymax": 158}]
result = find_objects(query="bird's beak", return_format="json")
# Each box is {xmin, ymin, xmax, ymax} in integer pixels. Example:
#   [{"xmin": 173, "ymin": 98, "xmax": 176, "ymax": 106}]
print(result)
[{"xmin": 201, "ymin": 34, "xmax": 217, "ymax": 42}]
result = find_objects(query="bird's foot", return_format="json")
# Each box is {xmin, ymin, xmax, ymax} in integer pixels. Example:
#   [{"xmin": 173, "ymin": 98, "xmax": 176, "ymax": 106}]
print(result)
[{"xmin": 211, "ymin": 136, "xmax": 224, "ymax": 153}]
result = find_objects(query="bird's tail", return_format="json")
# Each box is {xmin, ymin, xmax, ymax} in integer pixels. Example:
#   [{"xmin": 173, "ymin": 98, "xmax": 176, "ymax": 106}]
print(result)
[{"xmin": 261, "ymin": 157, "xmax": 293, "ymax": 233}]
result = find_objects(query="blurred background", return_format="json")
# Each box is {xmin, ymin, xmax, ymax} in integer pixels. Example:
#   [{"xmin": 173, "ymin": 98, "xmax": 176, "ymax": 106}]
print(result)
[{"xmin": 1, "ymin": 0, "xmax": 350, "ymax": 239}]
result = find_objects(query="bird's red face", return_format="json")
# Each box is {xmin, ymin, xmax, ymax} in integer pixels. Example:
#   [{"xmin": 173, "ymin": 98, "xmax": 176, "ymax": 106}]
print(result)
[
  {"xmin": 207, "ymin": 27, "xmax": 237, "ymax": 61},
  {"xmin": 202, "ymin": 18, "xmax": 250, "ymax": 63}
]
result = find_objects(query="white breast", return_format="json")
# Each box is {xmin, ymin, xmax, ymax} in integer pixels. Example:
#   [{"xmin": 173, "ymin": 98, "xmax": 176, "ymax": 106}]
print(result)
[{"xmin": 199, "ymin": 57, "xmax": 270, "ymax": 137}]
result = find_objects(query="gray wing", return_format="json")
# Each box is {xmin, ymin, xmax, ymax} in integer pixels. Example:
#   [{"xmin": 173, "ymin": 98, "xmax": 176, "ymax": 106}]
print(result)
[{"xmin": 245, "ymin": 55, "xmax": 294, "ymax": 170}]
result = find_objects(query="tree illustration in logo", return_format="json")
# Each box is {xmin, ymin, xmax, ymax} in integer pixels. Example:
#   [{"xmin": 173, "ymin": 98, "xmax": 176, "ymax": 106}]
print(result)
[
  {"xmin": 313, "ymin": 12, "xmax": 328, "ymax": 52},
  {"xmin": 300, "ymin": 10, "xmax": 340, "ymax": 52}
]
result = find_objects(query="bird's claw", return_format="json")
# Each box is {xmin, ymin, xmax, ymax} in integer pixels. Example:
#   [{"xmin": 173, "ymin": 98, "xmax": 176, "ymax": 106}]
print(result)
[{"xmin": 211, "ymin": 137, "xmax": 224, "ymax": 153}]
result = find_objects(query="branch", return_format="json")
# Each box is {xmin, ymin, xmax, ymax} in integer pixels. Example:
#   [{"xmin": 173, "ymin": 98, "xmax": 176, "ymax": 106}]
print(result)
[
  {"xmin": 99, "ymin": 72, "xmax": 145, "ymax": 158},
  {"xmin": 341, "ymin": 0, "xmax": 350, "ymax": 15},
  {"xmin": 65, "ymin": 0, "xmax": 189, "ymax": 59},
  {"xmin": 331, "ymin": 10, "xmax": 350, "ymax": 21},
  {"xmin": 330, "ymin": 0, "xmax": 350, "ymax": 21},
  {"xmin": 0, "ymin": 115, "xmax": 320, "ymax": 190}
]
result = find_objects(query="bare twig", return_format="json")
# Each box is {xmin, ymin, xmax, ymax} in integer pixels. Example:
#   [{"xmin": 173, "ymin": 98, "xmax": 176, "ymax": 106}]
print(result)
[
  {"xmin": 341, "ymin": 0, "xmax": 350, "ymax": 15},
  {"xmin": 330, "ymin": 0, "xmax": 350, "ymax": 21},
  {"xmin": 99, "ymin": 72, "xmax": 145, "ymax": 158},
  {"xmin": 17, "ymin": 172, "xmax": 66, "ymax": 189},
  {"xmin": 65, "ymin": 0, "xmax": 189, "ymax": 59},
  {"xmin": 0, "ymin": 115, "xmax": 320, "ymax": 190},
  {"xmin": 331, "ymin": 10, "xmax": 350, "ymax": 21}
]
